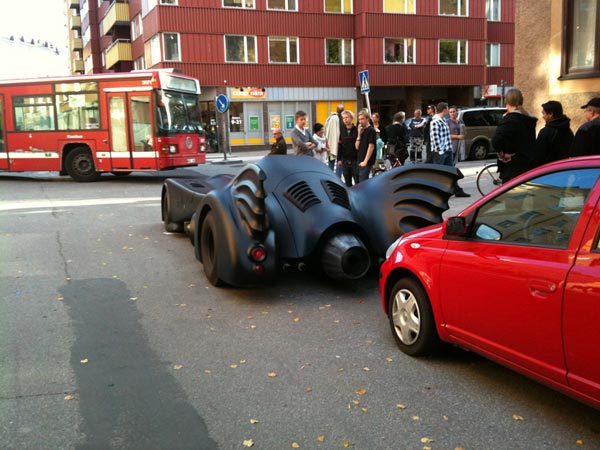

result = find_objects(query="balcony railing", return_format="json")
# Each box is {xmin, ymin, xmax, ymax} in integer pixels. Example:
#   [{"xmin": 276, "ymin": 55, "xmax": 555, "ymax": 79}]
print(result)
[
  {"xmin": 69, "ymin": 0, "xmax": 79, "ymax": 9},
  {"xmin": 102, "ymin": 1, "xmax": 130, "ymax": 36},
  {"xmin": 70, "ymin": 15, "xmax": 81, "ymax": 30},
  {"xmin": 105, "ymin": 39, "xmax": 132, "ymax": 69},
  {"xmin": 71, "ymin": 37, "xmax": 83, "ymax": 50},
  {"xmin": 72, "ymin": 59, "xmax": 84, "ymax": 73}
]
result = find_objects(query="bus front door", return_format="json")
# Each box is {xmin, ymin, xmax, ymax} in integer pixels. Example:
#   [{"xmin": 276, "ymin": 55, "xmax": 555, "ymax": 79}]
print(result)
[
  {"xmin": 0, "ymin": 95, "xmax": 7, "ymax": 170},
  {"xmin": 107, "ymin": 92, "xmax": 156, "ymax": 172}
]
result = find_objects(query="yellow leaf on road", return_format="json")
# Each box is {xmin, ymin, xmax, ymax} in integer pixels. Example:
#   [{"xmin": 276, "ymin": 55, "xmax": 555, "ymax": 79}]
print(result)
[
  {"xmin": 293, "ymin": 317, "xmax": 301, "ymax": 322},
  {"xmin": 396, "ymin": 404, "xmax": 406, "ymax": 409},
  {"xmin": 250, "ymin": 419, "xmax": 259, "ymax": 424},
  {"xmin": 173, "ymin": 364, "xmax": 183, "ymax": 370},
  {"xmin": 512, "ymin": 414, "xmax": 524, "ymax": 421},
  {"xmin": 292, "ymin": 443, "xmax": 300, "ymax": 449},
  {"xmin": 355, "ymin": 388, "xmax": 366, "ymax": 396},
  {"xmin": 80, "ymin": 359, "xmax": 89, "ymax": 364},
  {"xmin": 386, "ymin": 357, "xmax": 393, "ymax": 362},
  {"xmin": 343, "ymin": 441, "xmax": 350, "ymax": 448},
  {"xmin": 421, "ymin": 437, "xmax": 434, "ymax": 444},
  {"xmin": 230, "ymin": 364, "xmax": 238, "ymax": 369},
  {"xmin": 268, "ymin": 371, "xmax": 277, "ymax": 378},
  {"xmin": 243, "ymin": 439, "xmax": 254, "ymax": 447},
  {"xmin": 576, "ymin": 439, "xmax": 584, "ymax": 445},
  {"xmin": 317, "ymin": 436, "xmax": 325, "ymax": 442},
  {"xmin": 64, "ymin": 394, "xmax": 75, "ymax": 401}
]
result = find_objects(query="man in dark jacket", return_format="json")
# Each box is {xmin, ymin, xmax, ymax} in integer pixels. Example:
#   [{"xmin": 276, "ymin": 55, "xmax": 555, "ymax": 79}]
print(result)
[
  {"xmin": 268, "ymin": 128, "xmax": 288, "ymax": 155},
  {"xmin": 491, "ymin": 88, "xmax": 538, "ymax": 182},
  {"xmin": 536, "ymin": 100, "xmax": 573, "ymax": 164},
  {"xmin": 570, "ymin": 97, "xmax": 600, "ymax": 157}
]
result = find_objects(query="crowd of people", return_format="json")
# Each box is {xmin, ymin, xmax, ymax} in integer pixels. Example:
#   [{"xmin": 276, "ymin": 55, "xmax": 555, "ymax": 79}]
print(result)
[{"xmin": 268, "ymin": 92, "xmax": 600, "ymax": 196}]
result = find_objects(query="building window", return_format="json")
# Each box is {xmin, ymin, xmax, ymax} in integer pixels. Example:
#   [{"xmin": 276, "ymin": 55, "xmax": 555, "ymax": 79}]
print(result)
[
  {"xmin": 131, "ymin": 14, "xmax": 143, "ymax": 40},
  {"xmin": 325, "ymin": 38, "xmax": 353, "ymax": 64},
  {"xmin": 383, "ymin": 0, "xmax": 415, "ymax": 13},
  {"xmin": 486, "ymin": 0, "xmax": 501, "ymax": 21},
  {"xmin": 145, "ymin": 34, "xmax": 162, "ymax": 67},
  {"xmin": 439, "ymin": 0, "xmax": 468, "ymax": 16},
  {"xmin": 142, "ymin": 0, "xmax": 158, "ymax": 17},
  {"xmin": 225, "ymin": 35, "xmax": 257, "ymax": 63},
  {"xmin": 134, "ymin": 56, "xmax": 146, "ymax": 70},
  {"xmin": 324, "ymin": 0, "xmax": 352, "ymax": 13},
  {"xmin": 486, "ymin": 43, "xmax": 500, "ymax": 66},
  {"xmin": 161, "ymin": 0, "xmax": 177, "ymax": 3},
  {"xmin": 84, "ymin": 55, "xmax": 92, "ymax": 73},
  {"xmin": 384, "ymin": 38, "xmax": 415, "ymax": 63},
  {"xmin": 223, "ymin": 0, "xmax": 255, "ymax": 8},
  {"xmin": 82, "ymin": 26, "xmax": 91, "ymax": 47},
  {"xmin": 269, "ymin": 37, "xmax": 299, "ymax": 63},
  {"xmin": 563, "ymin": 0, "xmax": 599, "ymax": 77},
  {"xmin": 439, "ymin": 39, "xmax": 467, "ymax": 64},
  {"xmin": 97, "ymin": 0, "xmax": 103, "ymax": 6},
  {"xmin": 267, "ymin": 0, "xmax": 297, "ymax": 10},
  {"xmin": 163, "ymin": 33, "xmax": 181, "ymax": 61}
]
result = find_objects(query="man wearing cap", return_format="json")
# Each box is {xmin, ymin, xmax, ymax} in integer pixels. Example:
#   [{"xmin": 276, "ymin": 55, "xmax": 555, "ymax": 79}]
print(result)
[{"xmin": 570, "ymin": 98, "xmax": 600, "ymax": 157}]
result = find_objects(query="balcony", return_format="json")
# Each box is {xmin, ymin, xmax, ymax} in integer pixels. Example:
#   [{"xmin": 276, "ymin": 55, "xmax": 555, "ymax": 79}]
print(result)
[
  {"xmin": 71, "ymin": 37, "xmax": 83, "ymax": 51},
  {"xmin": 105, "ymin": 39, "xmax": 132, "ymax": 69},
  {"xmin": 72, "ymin": 59, "xmax": 84, "ymax": 73},
  {"xmin": 102, "ymin": 1, "xmax": 130, "ymax": 36},
  {"xmin": 70, "ymin": 15, "xmax": 81, "ymax": 30},
  {"xmin": 69, "ymin": 0, "xmax": 79, "ymax": 9}
]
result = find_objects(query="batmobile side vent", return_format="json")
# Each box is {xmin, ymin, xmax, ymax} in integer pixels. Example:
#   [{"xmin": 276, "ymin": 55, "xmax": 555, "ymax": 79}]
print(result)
[
  {"xmin": 284, "ymin": 180, "xmax": 321, "ymax": 212},
  {"xmin": 321, "ymin": 180, "xmax": 351, "ymax": 210},
  {"xmin": 231, "ymin": 167, "xmax": 269, "ymax": 240}
]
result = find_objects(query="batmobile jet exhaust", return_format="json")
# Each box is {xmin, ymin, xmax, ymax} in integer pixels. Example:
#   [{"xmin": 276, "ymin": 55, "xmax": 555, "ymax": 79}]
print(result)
[{"xmin": 321, "ymin": 233, "xmax": 370, "ymax": 280}]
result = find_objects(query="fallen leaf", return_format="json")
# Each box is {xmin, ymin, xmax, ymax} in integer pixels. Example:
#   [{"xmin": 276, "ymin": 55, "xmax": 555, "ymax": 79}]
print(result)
[
  {"xmin": 343, "ymin": 441, "xmax": 350, "ymax": 448},
  {"xmin": 64, "ymin": 394, "xmax": 75, "ymax": 401},
  {"xmin": 250, "ymin": 419, "xmax": 259, "ymax": 424},
  {"xmin": 352, "ymin": 400, "xmax": 360, "ymax": 405},
  {"xmin": 355, "ymin": 388, "xmax": 366, "ymax": 396},
  {"xmin": 247, "ymin": 315, "xmax": 254, "ymax": 320},
  {"xmin": 178, "ymin": 304, "xmax": 187, "ymax": 307},
  {"xmin": 512, "ymin": 414, "xmax": 524, "ymax": 421},
  {"xmin": 443, "ymin": 415, "xmax": 449, "ymax": 421},
  {"xmin": 352, "ymin": 320, "xmax": 361, "ymax": 325},
  {"xmin": 363, "ymin": 367, "xmax": 370, "ymax": 372},
  {"xmin": 291, "ymin": 443, "xmax": 300, "ymax": 449},
  {"xmin": 288, "ymin": 310, "xmax": 294, "ymax": 314},
  {"xmin": 80, "ymin": 358, "xmax": 89, "ymax": 364},
  {"xmin": 421, "ymin": 437, "xmax": 435, "ymax": 444},
  {"xmin": 173, "ymin": 364, "xmax": 183, "ymax": 370},
  {"xmin": 57, "ymin": 296, "xmax": 64, "ymax": 301},
  {"xmin": 412, "ymin": 415, "xmax": 420, "ymax": 421},
  {"xmin": 243, "ymin": 439, "xmax": 254, "ymax": 447},
  {"xmin": 268, "ymin": 371, "xmax": 277, "ymax": 378},
  {"xmin": 396, "ymin": 404, "xmax": 406, "ymax": 409},
  {"xmin": 305, "ymin": 387, "xmax": 313, "ymax": 393},
  {"xmin": 386, "ymin": 357, "xmax": 393, "ymax": 363},
  {"xmin": 317, "ymin": 436, "xmax": 325, "ymax": 442},
  {"xmin": 576, "ymin": 439, "xmax": 584, "ymax": 445},
  {"xmin": 230, "ymin": 364, "xmax": 238, "ymax": 369},
  {"xmin": 188, "ymin": 283, "xmax": 196, "ymax": 287},
  {"xmin": 334, "ymin": 320, "xmax": 340, "ymax": 323},
  {"xmin": 129, "ymin": 297, "xmax": 138, "ymax": 301},
  {"xmin": 240, "ymin": 360, "xmax": 247, "ymax": 364},
  {"xmin": 293, "ymin": 317, "xmax": 301, "ymax": 322},
  {"xmin": 337, "ymin": 368, "xmax": 344, "ymax": 372},
  {"xmin": 250, "ymin": 325, "xmax": 257, "ymax": 329},
  {"xmin": 361, "ymin": 407, "xmax": 368, "ymax": 413},
  {"xmin": 204, "ymin": 369, "xmax": 211, "ymax": 374}
]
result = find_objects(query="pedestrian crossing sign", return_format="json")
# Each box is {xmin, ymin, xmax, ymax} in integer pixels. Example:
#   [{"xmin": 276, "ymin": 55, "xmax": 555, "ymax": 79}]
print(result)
[{"xmin": 359, "ymin": 70, "xmax": 370, "ymax": 94}]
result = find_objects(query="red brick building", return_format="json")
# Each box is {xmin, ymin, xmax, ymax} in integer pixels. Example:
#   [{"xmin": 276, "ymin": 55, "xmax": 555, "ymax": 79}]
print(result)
[{"xmin": 68, "ymin": 0, "xmax": 514, "ymax": 148}]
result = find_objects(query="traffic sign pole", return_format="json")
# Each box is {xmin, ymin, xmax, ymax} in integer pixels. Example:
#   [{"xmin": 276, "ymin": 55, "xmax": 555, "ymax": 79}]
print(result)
[{"xmin": 358, "ymin": 70, "xmax": 371, "ymax": 116}]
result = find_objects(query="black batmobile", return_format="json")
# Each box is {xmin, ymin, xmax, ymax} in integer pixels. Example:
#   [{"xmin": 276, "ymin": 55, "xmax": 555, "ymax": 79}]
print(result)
[{"xmin": 161, "ymin": 156, "xmax": 461, "ymax": 287}]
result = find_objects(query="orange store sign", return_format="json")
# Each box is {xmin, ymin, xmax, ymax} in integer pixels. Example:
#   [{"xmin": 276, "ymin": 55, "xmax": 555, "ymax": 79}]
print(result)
[{"xmin": 231, "ymin": 87, "xmax": 267, "ymax": 100}]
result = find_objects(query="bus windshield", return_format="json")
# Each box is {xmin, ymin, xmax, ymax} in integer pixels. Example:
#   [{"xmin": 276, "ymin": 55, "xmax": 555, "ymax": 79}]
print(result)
[{"xmin": 156, "ymin": 90, "xmax": 203, "ymax": 135}]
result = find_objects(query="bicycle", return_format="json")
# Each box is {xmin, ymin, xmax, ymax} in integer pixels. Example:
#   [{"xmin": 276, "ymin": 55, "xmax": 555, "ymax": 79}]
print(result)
[{"xmin": 476, "ymin": 162, "xmax": 502, "ymax": 196}]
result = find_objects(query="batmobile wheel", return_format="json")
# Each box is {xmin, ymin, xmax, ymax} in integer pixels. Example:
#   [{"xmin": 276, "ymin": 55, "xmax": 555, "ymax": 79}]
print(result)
[
  {"xmin": 199, "ymin": 211, "xmax": 224, "ymax": 286},
  {"xmin": 65, "ymin": 147, "xmax": 100, "ymax": 182},
  {"xmin": 388, "ymin": 278, "xmax": 441, "ymax": 356},
  {"xmin": 162, "ymin": 192, "xmax": 183, "ymax": 233}
]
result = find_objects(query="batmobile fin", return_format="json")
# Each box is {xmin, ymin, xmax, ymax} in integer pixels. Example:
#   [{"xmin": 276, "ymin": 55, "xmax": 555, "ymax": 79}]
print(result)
[
  {"xmin": 350, "ymin": 164, "xmax": 462, "ymax": 255},
  {"xmin": 230, "ymin": 165, "xmax": 269, "ymax": 240}
]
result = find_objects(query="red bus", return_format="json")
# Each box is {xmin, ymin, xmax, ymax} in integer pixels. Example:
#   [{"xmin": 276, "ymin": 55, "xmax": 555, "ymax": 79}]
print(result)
[{"xmin": 0, "ymin": 70, "xmax": 207, "ymax": 181}]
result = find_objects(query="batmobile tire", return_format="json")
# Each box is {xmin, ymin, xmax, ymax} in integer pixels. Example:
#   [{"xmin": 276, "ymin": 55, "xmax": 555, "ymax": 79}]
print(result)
[
  {"xmin": 199, "ymin": 211, "xmax": 224, "ymax": 286},
  {"xmin": 321, "ymin": 233, "xmax": 370, "ymax": 280},
  {"xmin": 162, "ymin": 193, "xmax": 184, "ymax": 233},
  {"xmin": 388, "ymin": 278, "xmax": 441, "ymax": 356},
  {"xmin": 65, "ymin": 147, "xmax": 100, "ymax": 182}
]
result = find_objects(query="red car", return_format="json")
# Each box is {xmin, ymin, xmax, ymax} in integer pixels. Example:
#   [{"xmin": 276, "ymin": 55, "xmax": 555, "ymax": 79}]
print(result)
[{"xmin": 379, "ymin": 156, "xmax": 600, "ymax": 410}]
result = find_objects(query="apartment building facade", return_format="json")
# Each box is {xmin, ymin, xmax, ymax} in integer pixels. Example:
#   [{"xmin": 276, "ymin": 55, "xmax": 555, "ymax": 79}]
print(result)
[
  {"xmin": 515, "ymin": 0, "xmax": 600, "ymax": 133},
  {"xmin": 67, "ymin": 0, "xmax": 514, "ymax": 148}
]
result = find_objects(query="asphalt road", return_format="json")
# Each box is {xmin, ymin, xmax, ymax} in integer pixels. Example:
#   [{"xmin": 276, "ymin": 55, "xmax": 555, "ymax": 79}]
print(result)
[{"xmin": 1, "ymin": 158, "xmax": 599, "ymax": 450}]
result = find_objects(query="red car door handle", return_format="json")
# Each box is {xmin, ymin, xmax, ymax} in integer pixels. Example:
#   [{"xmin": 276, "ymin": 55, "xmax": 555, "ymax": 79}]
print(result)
[{"xmin": 529, "ymin": 279, "xmax": 557, "ymax": 296}]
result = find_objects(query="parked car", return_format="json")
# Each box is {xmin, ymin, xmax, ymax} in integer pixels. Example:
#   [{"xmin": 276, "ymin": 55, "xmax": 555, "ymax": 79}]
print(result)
[
  {"xmin": 458, "ymin": 106, "xmax": 506, "ymax": 160},
  {"xmin": 161, "ymin": 156, "xmax": 460, "ymax": 287},
  {"xmin": 379, "ymin": 156, "xmax": 600, "ymax": 409}
]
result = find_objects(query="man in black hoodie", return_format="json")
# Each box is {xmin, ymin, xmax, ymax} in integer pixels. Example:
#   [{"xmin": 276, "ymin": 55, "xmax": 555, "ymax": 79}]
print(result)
[
  {"xmin": 491, "ymin": 88, "xmax": 538, "ymax": 182},
  {"xmin": 536, "ymin": 100, "xmax": 573, "ymax": 164}
]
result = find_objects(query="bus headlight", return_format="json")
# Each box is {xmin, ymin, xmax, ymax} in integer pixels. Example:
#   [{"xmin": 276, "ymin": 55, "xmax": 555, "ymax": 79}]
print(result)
[{"xmin": 168, "ymin": 144, "xmax": 178, "ymax": 154}]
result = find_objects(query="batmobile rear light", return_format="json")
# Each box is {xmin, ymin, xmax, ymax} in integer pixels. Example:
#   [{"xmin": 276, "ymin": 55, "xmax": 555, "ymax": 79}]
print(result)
[
  {"xmin": 252, "ymin": 264, "xmax": 265, "ymax": 276},
  {"xmin": 249, "ymin": 245, "xmax": 267, "ymax": 263}
]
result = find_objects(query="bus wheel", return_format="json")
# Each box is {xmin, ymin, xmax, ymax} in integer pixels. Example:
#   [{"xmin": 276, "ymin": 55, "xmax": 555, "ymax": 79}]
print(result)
[{"xmin": 66, "ymin": 147, "xmax": 100, "ymax": 182}]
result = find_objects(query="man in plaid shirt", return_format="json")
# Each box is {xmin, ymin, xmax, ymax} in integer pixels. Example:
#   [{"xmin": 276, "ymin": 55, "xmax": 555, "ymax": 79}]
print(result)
[{"xmin": 430, "ymin": 102, "xmax": 470, "ymax": 197}]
